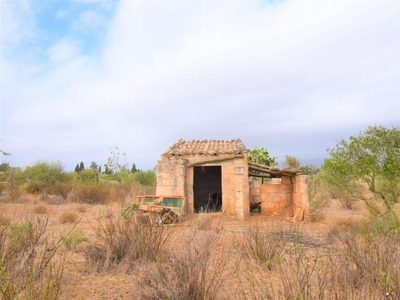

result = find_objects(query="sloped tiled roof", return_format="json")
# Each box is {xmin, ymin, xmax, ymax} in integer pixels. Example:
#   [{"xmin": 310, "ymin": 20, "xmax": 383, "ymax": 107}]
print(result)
[{"xmin": 162, "ymin": 139, "xmax": 247, "ymax": 157}]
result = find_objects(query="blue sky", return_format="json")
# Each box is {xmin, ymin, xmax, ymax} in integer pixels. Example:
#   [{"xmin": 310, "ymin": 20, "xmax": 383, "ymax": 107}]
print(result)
[{"xmin": 1, "ymin": 0, "xmax": 400, "ymax": 171}]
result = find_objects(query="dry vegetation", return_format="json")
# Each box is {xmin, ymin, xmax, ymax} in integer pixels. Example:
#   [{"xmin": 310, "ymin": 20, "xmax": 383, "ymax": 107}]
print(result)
[{"xmin": 0, "ymin": 191, "xmax": 400, "ymax": 300}]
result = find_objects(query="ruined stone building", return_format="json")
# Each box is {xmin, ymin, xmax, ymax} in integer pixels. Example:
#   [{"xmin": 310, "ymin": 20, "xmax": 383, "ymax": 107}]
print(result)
[{"xmin": 156, "ymin": 139, "xmax": 309, "ymax": 222}]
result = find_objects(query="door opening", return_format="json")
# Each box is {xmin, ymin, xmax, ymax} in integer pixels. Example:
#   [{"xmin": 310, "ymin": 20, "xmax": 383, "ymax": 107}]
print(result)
[{"xmin": 194, "ymin": 166, "xmax": 222, "ymax": 213}]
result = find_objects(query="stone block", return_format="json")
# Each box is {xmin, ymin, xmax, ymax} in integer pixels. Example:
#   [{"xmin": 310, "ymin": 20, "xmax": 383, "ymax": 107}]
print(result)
[
  {"xmin": 261, "ymin": 184, "xmax": 280, "ymax": 194},
  {"xmin": 250, "ymin": 188, "xmax": 260, "ymax": 196},
  {"xmin": 280, "ymin": 183, "xmax": 293, "ymax": 194},
  {"xmin": 281, "ymin": 176, "xmax": 292, "ymax": 184},
  {"xmin": 261, "ymin": 200, "xmax": 284, "ymax": 215}
]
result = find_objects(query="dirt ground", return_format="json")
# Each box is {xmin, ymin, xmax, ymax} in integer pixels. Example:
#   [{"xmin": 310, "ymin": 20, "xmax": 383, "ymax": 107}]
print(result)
[{"xmin": 0, "ymin": 195, "xmax": 373, "ymax": 299}]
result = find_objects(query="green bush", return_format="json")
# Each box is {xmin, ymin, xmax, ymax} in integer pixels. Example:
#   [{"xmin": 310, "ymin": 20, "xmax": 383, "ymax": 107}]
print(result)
[
  {"xmin": 78, "ymin": 169, "xmax": 99, "ymax": 183},
  {"xmin": 73, "ymin": 182, "xmax": 110, "ymax": 204},
  {"xmin": 21, "ymin": 161, "xmax": 66, "ymax": 194},
  {"xmin": 133, "ymin": 170, "xmax": 156, "ymax": 186}
]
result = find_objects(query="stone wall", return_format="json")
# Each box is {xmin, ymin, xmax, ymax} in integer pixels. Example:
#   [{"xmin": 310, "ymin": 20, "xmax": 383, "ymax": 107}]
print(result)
[
  {"xmin": 156, "ymin": 155, "xmax": 250, "ymax": 221},
  {"xmin": 156, "ymin": 159, "xmax": 186, "ymax": 197},
  {"xmin": 260, "ymin": 176, "xmax": 292, "ymax": 215},
  {"xmin": 249, "ymin": 175, "xmax": 310, "ymax": 222},
  {"xmin": 291, "ymin": 175, "xmax": 310, "ymax": 222}
]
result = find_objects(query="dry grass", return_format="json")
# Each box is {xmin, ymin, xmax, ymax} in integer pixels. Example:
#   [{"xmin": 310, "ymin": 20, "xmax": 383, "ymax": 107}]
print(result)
[
  {"xmin": 76, "ymin": 205, "xmax": 87, "ymax": 213},
  {"xmin": 0, "ymin": 213, "xmax": 11, "ymax": 226},
  {"xmin": 59, "ymin": 211, "xmax": 79, "ymax": 224},
  {"xmin": 233, "ymin": 223, "xmax": 287, "ymax": 270},
  {"xmin": 0, "ymin": 215, "xmax": 64, "ymax": 300},
  {"xmin": 84, "ymin": 212, "xmax": 174, "ymax": 273},
  {"xmin": 142, "ymin": 226, "xmax": 230, "ymax": 300},
  {"xmin": 33, "ymin": 204, "xmax": 48, "ymax": 214},
  {"xmin": 0, "ymin": 196, "xmax": 399, "ymax": 299}
]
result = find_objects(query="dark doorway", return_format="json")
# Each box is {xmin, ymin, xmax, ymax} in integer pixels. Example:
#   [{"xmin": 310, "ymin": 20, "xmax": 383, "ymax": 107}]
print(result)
[{"xmin": 194, "ymin": 166, "xmax": 222, "ymax": 213}]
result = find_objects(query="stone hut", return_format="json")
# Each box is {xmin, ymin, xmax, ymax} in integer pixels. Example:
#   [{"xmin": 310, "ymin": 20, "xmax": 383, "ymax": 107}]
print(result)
[
  {"xmin": 156, "ymin": 139, "xmax": 310, "ymax": 222},
  {"xmin": 156, "ymin": 139, "xmax": 250, "ymax": 221}
]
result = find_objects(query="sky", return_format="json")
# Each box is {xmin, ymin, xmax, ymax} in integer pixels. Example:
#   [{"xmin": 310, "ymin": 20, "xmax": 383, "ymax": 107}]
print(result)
[{"xmin": 1, "ymin": 0, "xmax": 400, "ymax": 171}]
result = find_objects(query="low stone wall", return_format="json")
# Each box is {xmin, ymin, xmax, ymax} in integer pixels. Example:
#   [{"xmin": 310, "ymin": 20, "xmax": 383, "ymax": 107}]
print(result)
[
  {"xmin": 260, "ymin": 176, "xmax": 292, "ymax": 216},
  {"xmin": 249, "ymin": 175, "xmax": 310, "ymax": 221},
  {"xmin": 291, "ymin": 175, "xmax": 310, "ymax": 222}
]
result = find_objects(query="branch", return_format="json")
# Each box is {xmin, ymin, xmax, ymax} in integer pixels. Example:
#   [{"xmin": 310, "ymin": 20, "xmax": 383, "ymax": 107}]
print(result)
[{"xmin": 0, "ymin": 149, "xmax": 11, "ymax": 156}]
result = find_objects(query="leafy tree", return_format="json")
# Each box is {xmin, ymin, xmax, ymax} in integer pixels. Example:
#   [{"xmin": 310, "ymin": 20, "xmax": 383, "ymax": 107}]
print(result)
[
  {"xmin": 131, "ymin": 163, "xmax": 138, "ymax": 173},
  {"xmin": 284, "ymin": 155, "xmax": 300, "ymax": 169},
  {"xmin": 322, "ymin": 125, "xmax": 400, "ymax": 210},
  {"xmin": 0, "ymin": 162, "xmax": 10, "ymax": 172},
  {"xmin": 90, "ymin": 161, "xmax": 98, "ymax": 170},
  {"xmin": 79, "ymin": 161, "xmax": 85, "ymax": 171},
  {"xmin": 299, "ymin": 164, "xmax": 319, "ymax": 175},
  {"xmin": 74, "ymin": 164, "xmax": 80, "ymax": 173},
  {"xmin": 247, "ymin": 147, "xmax": 277, "ymax": 166}
]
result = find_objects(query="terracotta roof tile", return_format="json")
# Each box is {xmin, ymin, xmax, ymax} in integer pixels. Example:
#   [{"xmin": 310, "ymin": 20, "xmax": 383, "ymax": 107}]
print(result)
[{"xmin": 162, "ymin": 139, "xmax": 247, "ymax": 157}]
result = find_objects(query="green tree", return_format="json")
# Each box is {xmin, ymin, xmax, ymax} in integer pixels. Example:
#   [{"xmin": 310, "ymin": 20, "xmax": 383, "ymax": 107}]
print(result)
[
  {"xmin": 0, "ymin": 162, "xmax": 10, "ymax": 172},
  {"xmin": 22, "ymin": 161, "xmax": 65, "ymax": 193},
  {"xmin": 247, "ymin": 147, "xmax": 277, "ymax": 166},
  {"xmin": 284, "ymin": 155, "xmax": 300, "ymax": 169},
  {"xmin": 322, "ymin": 125, "xmax": 400, "ymax": 210},
  {"xmin": 299, "ymin": 164, "xmax": 319, "ymax": 175},
  {"xmin": 74, "ymin": 164, "xmax": 80, "ymax": 173},
  {"xmin": 131, "ymin": 163, "xmax": 138, "ymax": 173},
  {"xmin": 90, "ymin": 161, "xmax": 98, "ymax": 170},
  {"xmin": 79, "ymin": 161, "xmax": 85, "ymax": 171}
]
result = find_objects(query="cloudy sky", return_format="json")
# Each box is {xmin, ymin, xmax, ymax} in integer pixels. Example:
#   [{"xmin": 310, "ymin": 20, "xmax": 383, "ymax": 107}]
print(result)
[{"xmin": 1, "ymin": 0, "xmax": 399, "ymax": 171}]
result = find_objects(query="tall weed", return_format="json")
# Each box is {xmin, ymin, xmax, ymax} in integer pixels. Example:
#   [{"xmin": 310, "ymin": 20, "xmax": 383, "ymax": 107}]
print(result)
[
  {"xmin": 85, "ymin": 215, "xmax": 173, "ymax": 273},
  {"xmin": 0, "ymin": 215, "xmax": 64, "ymax": 300},
  {"xmin": 233, "ymin": 223, "xmax": 287, "ymax": 270},
  {"xmin": 143, "ymin": 227, "xmax": 229, "ymax": 300}
]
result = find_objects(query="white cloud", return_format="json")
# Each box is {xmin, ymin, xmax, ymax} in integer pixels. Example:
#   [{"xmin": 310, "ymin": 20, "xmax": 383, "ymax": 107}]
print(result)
[
  {"xmin": 56, "ymin": 10, "xmax": 68, "ymax": 18},
  {"xmin": 71, "ymin": 9, "xmax": 106, "ymax": 32},
  {"xmin": 2, "ymin": 0, "xmax": 400, "ymax": 169},
  {"xmin": 0, "ymin": 0, "xmax": 35, "ymax": 49},
  {"xmin": 47, "ymin": 37, "xmax": 81, "ymax": 62}
]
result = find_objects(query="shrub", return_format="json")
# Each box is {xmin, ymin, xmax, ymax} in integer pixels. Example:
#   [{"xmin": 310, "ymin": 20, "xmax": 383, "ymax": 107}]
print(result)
[
  {"xmin": 326, "ymin": 231, "xmax": 400, "ymax": 299},
  {"xmin": 47, "ymin": 195, "xmax": 67, "ymax": 205},
  {"xmin": 76, "ymin": 205, "xmax": 87, "ymax": 213},
  {"xmin": 0, "ymin": 168, "xmax": 24, "ymax": 201},
  {"xmin": 51, "ymin": 182, "xmax": 74, "ymax": 198},
  {"xmin": 143, "ymin": 228, "xmax": 228, "ymax": 300},
  {"xmin": 78, "ymin": 169, "xmax": 99, "ymax": 183},
  {"xmin": 278, "ymin": 244, "xmax": 325, "ymax": 300},
  {"xmin": 0, "ymin": 213, "xmax": 10, "ymax": 226},
  {"xmin": 132, "ymin": 170, "xmax": 157, "ymax": 186},
  {"xmin": 0, "ymin": 216, "xmax": 64, "ymax": 300},
  {"xmin": 59, "ymin": 211, "xmax": 79, "ymax": 224},
  {"xmin": 21, "ymin": 161, "xmax": 66, "ymax": 194},
  {"xmin": 33, "ymin": 204, "xmax": 48, "ymax": 214},
  {"xmin": 85, "ymin": 215, "xmax": 173, "ymax": 273},
  {"xmin": 73, "ymin": 182, "xmax": 110, "ymax": 204},
  {"xmin": 61, "ymin": 229, "xmax": 88, "ymax": 250},
  {"xmin": 234, "ymin": 223, "xmax": 287, "ymax": 270}
]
